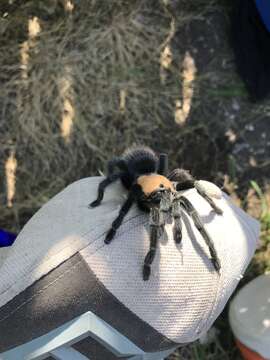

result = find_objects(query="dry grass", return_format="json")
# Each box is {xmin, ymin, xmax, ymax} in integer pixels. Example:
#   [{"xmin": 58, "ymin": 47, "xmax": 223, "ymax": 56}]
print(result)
[{"xmin": 0, "ymin": 0, "xmax": 229, "ymax": 231}]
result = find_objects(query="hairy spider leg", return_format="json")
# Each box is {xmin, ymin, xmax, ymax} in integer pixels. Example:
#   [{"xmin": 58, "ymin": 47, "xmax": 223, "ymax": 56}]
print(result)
[
  {"xmin": 168, "ymin": 168, "xmax": 195, "ymax": 189},
  {"xmin": 178, "ymin": 195, "xmax": 221, "ymax": 272},
  {"xmin": 89, "ymin": 173, "xmax": 122, "ymax": 208},
  {"xmin": 104, "ymin": 192, "xmax": 134, "ymax": 244},
  {"xmin": 194, "ymin": 181, "xmax": 223, "ymax": 215},
  {"xmin": 143, "ymin": 206, "xmax": 164, "ymax": 280},
  {"xmin": 143, "ymin": 226, "xmax": 158, "ymax": 281},
  {"xmin": 169, "ymin": 168, "xmax": 223, "ymax": 215},
  {"xmin": 108, "ymin": 157, "xmax": 127, "ymax": 174},
  {"xmin": 158, "ymin": 153, "xmax": 168, "ymax": 175},
  {"xmin": 172, "ymin": 199, "xmax": 182, "ymax": 244}
]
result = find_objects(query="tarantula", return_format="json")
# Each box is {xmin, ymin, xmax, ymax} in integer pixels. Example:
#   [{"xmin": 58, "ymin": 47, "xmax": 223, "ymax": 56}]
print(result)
[{"xmin": 89, "ymin": 146, "xmax": 223, "ymax": 280}]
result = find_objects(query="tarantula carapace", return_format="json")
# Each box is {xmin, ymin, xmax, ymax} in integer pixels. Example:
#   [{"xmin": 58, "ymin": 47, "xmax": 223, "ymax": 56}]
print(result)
[{"xmin": 90, "ymin": 146, "xmax": 223, "ymax": 280}]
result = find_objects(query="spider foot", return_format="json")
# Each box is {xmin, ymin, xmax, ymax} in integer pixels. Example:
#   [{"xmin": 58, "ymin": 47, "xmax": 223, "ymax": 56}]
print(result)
[
  {"xmin": 174, "ymin": 228, "xmax": 182, "ymax": 244},
  {"xmin": 145, "ymin": 249, "xmax": 155, "ymax": 265},
  {"xmin": 173, "ymin": 217, "xmax": 182, "ymax": 244},
  {"xmin": 104, "ymin": 228, "xmax": 116, "ymax": 244},
  {"xmin": 143, "ymin": 264, "xmax": 151, "ymax": 281},
  {"xmin": 216, "ymin": 207, "xmax": 223, "ymax": 215},
  {"xmin": 89, "ymin": 199, "xmax": 101, "ymax": 208},
  {"xmin": 211, "ymin": 257, "xmax": 221, "ymax": 272},
  {"xmin": 211, "ymin": 202, "xmax": 223, "ymax": 215}
]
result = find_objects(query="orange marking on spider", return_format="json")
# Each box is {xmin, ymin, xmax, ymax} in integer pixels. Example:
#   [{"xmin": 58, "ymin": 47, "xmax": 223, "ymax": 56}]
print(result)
[{"xmin": 137, "ymin": 174, "xmax": 175, "ymax": 196}]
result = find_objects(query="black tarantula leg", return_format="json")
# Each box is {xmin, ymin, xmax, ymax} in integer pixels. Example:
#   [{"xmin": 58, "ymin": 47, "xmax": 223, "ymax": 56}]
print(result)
[
  {"xmin": 169, "ymin": 169, "xmax": 223, "ymax": 215},
  {"xmin": 172, "ymin": 199, "xmax": 182, "ymax": 244},
  {"xmin": 143, "ymin": 206, "xmax": 164, "ymax": 281},
  {"xmin": 179, "ymin": 196, "xmax": 221, "ymax": 272},
  {"xmin": 89, "ymin": 173, "xmax": 121, "ymax": 208},
  {"xmin": 143, "ymin": 224, "xmax": 159, "ymax": 281},
  {"xmin": 108, "ymin": 157, "xmax": 127, "ymax": 174},
  {"xmin": 194, "ymin": 181, "xmax": 223, "ymax": 215},
  {"xmin": 105, "ymin": 193, "xmax": 134, "ymax": 244},
  {"xmin": 168, "ymin": 168, "xmax": 195, "ymax": 190},
  {"xmin": 158, "ymin": 153, "xmax": 168, "ymax": 175}
]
